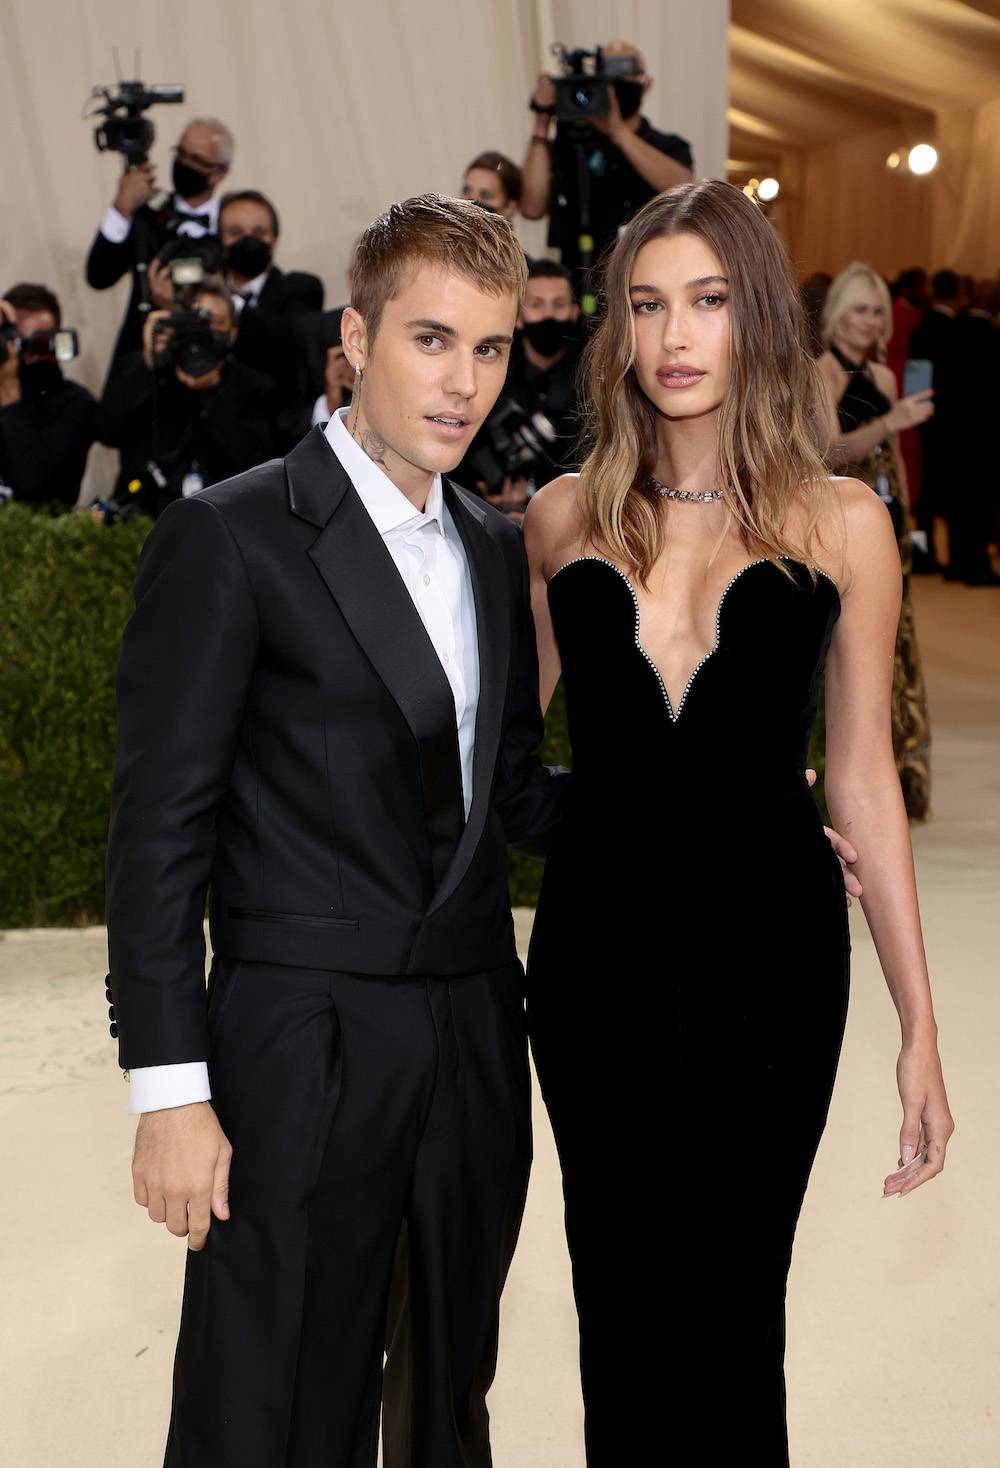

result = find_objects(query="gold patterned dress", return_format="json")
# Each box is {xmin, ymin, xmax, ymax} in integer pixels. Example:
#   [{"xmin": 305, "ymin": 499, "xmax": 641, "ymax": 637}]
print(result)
[{"xmin": 833, "ymin": 345, "xmax": 931, "ymax": 819}]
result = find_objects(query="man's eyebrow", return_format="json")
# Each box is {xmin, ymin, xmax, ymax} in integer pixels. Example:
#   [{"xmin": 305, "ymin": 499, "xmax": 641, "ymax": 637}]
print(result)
[
  {"xmin": 404, "ymin": 317, "xmax": 457, "ymax": 336},
  {"xmin": 629, "ymin": 275, "xmax": 729, "ymax": 293},
  {"xmin": 403, "ymin": 317, "xmax": 513, "ymax": 345}
]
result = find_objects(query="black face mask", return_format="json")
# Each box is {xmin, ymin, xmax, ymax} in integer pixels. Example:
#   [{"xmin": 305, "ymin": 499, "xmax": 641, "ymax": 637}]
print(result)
[
  {"xmin": 612, "ymin": 78, "xmax": 644, "ymax": 119},
  {"xmin": 172, "ymin": 157, "xmax": 212, "ymax": 201},
  {"xmin": 18, "ymin": 359, "xmax": 63, "ymax": 400},
  {"xmin": 226, "ymin": 235, "xmax": 273, "ymax": 279},
  {"xmin": 522, "ymin": 316, "xmax": 574, "ymax": 358}
]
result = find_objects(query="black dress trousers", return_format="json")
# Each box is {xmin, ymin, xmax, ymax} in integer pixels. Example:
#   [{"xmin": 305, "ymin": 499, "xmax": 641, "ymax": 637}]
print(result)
[{"xmin": 163, "ymin": 956, "xmax": 531, "ymax": 1468}]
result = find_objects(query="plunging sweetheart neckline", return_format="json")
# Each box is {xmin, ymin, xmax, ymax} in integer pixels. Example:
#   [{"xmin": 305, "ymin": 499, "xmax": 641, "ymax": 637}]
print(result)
[{"xmin": 547, "ymin": 554, "xmax": 839, "ymax": 724}]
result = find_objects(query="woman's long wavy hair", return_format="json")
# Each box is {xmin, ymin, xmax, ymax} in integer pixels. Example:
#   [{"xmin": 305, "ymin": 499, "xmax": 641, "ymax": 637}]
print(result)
[{"xmin": 577, "ymin": 179, "xmax": 831, "ymax": 586}]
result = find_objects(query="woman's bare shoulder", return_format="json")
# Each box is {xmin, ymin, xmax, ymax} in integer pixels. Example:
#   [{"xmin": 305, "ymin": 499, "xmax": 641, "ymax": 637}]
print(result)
[
  {"xmin": 792, "ymin": 476, "xmax": 889, "ymax": 589},
  {"xmin": 522, "ymin": 474, "xmax": 588, "ymax": 575},
  {"xmin": 526, "ymin": 473, "xmax": 581, "ymax": 521},
  {"xmin": 870, "ymin": 360, "xmax": 898, "ymax": 397}
]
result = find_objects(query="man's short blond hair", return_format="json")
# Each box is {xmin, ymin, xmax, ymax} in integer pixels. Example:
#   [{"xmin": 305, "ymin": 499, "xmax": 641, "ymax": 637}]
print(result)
[{"xmin": 350, "ymin": 193, "xmax": 527, "ymax": 345}]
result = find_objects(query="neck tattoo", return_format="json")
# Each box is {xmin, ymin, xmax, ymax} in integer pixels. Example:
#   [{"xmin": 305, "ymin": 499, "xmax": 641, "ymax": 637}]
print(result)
[{"xmin": 348, "ymin": 400, "xmax": 388, "ymax": 468}]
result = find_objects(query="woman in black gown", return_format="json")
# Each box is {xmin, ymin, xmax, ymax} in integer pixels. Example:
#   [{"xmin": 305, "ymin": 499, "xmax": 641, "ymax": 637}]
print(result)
[{"xmin": 522, "ymin": 181, "xmax": 954, "ymax": 1465}]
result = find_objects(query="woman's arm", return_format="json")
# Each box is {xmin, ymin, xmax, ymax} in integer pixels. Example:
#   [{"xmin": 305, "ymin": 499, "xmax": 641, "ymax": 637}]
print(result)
[
  {"xmin": 817, "ymin": 355, "xmax": 892, "ymax": 465},
  {"xmin": 823, "ymin": 480, "xmax": 955, "ymax": 1197},
  {"xmin": 522, "ymin": 477, "xmax": 577, "ymax": 713},
  {"xmin": 819, "ymin": 355, "xmax": 934, "ymax": 468}
]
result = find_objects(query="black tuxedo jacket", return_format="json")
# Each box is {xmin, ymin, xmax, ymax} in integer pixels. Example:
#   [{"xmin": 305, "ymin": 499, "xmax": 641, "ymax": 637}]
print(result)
[
  {"xmin": 86, "ymin": 205, "xmax": 193, "ymax": 367},
  {"xmin": 106, "ymin": 426, "xmax": 564, "ymax": 1070},
  {"xmin": 233, "ymin": 266, "xmax": 324, "ymax": 401}
]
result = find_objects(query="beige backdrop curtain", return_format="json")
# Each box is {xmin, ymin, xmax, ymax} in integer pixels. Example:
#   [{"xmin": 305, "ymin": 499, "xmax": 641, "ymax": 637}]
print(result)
[{"xmin": 0, "ymin": 0, "xmax": 729, "ymax": 501}]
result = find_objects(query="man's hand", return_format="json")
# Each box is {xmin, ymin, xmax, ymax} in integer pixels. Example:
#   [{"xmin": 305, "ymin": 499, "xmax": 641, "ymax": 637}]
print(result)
[
  {"xmin": 589, "ymin": 84, "xmax": 627, "ymax": 144},
  {"xmin": 132, "ymin": 1101, "xmax": 233, "ymax": 1252},
  {"xmin": 805, "ymin": 767, "xmax": 863, "ymax": 904},
  {"xmin": 147, "ymin": 256, "xmax": 174, "ymax": 311},
  {"xmin": 142, "ymin": 308, "xmax": 172, "ymax": 370},
  {"xmin": 530, "ymin": 73, "xmax": 557, "ymax": 112},
  {"xmin": 113, "ymin": 161, "xmax": 157, "ymax": 219}
]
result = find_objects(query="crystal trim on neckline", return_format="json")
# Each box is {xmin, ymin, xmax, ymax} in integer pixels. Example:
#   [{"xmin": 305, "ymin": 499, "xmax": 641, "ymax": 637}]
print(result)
[{"xmin": 548, "ymin": 554, "xmax": 838, "ymax": 724}]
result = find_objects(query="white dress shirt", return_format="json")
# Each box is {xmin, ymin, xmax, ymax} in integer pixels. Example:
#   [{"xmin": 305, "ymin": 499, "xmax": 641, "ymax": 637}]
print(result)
[
  {"xmin": 100, "ymin": 191, "xmax": 221, "ymax": 246},
  {"xmin": 125, "ymin": 406, "xmax": 480, "ymax": 1113},
  {"xmin": 231, "ymin": 270, "xmax": 270, "ymax": 314}
]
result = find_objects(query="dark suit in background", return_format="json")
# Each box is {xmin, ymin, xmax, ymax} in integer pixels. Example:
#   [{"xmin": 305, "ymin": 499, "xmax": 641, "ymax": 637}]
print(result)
[
  {"xmin": 0, "ymin": 373, "xmax": 97, "ymax": 506},
  {"xmin": 98, "ymin": 350, "xmax": 276, "ymax": 515},
  {"xmin": 232, "ymin": 265, "xmax": 324, "ymax": 447},
  {"xmin": 909, "ymin": 305, "xmax": 958, "ymax": 548},
  {"xmin": 950, "ymin": 309, "xmax": 999, "ymax": 581},
  {"xmin": 105, "ymin": 427, "xmax": 563, "ymax": 1465}
]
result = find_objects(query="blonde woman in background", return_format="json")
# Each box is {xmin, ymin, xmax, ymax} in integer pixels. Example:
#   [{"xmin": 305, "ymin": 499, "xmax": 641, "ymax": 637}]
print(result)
[{"xmin": 816, "ymin": 262, "xmax": 934, "ymax": 819}]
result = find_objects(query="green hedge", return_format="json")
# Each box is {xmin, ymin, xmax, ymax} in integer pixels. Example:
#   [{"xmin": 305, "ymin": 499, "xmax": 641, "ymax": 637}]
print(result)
[
  {"xmin": 0, "ymin": 505, "xmax": 151, "ymax": 927},
  {"xmin": 0, "ymin": 504, "xmax": 824, "ymax": 926}
]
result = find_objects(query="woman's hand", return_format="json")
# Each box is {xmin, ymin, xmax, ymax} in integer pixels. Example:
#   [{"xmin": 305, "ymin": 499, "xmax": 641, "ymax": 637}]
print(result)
[
  {"xmin": 886, "ymin": 389, "xmax": 934, "ymax": 433},
  {"xmin": 882, "ymin": 1036, "xmax": 955, "ymax": 1197}
]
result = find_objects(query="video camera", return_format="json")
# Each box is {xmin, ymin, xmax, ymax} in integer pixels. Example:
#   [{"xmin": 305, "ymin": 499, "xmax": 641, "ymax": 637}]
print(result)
[
  {"xmin": 463, "ymin": 396, "xmax": 557, "ymax": 497},
  {"xmin": 549, "ymin": 44, "xmax": 639, "ymax": 122},
  {"xmin": 86, "ymin": 78, "xmax": 185, "ymax": 164},
  {"xmin": 0, "ymin": 325, "xmax": 79, "ymax": 364}
]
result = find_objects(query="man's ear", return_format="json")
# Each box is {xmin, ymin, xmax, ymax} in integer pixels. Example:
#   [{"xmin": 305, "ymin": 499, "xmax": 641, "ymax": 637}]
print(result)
[{"xmin": 339, "ymin": 306, "xmax": 368, "ymax": 368}]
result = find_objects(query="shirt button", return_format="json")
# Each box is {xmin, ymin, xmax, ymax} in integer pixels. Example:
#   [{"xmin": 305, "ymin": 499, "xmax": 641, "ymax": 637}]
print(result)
[
  {"xmin": 443, "ymin": 653, "xmax": 450, "ymax": 665},
  {"xmin": 423, "ymin": 574, "xmax": 431, "ymax": 585}
]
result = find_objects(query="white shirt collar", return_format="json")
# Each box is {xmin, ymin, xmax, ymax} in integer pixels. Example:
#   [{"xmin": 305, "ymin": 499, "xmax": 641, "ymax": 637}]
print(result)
[
  {"xmin": 325, "ymin": 407, "xmax": 445, "ymax": 538},
  {"xmin": 231, "ymin": 269, "xmax": 270, "ymax": 302},
  {"xmin": 174, "ymin": 193, "xmax": 220, "ymax": 225}
]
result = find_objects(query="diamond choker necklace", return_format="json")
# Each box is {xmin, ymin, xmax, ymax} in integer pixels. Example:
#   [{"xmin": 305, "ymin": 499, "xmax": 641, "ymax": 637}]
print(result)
[{"xmin": 649, "ymin": 476, "xmax": 726, "ymax": 503}]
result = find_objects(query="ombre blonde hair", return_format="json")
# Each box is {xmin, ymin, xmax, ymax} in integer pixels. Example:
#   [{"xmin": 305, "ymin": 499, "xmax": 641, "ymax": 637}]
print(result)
[
  {"xmin": 577, "ymin": 179, "xmax": 831, "ymax": 587},
  {"xmin": 820, "ymin": 261, "xmax": 893, "ymax": 360}
]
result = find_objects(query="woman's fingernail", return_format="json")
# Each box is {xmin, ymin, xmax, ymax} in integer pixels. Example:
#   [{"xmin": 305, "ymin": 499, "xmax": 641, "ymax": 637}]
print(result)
[{"xmin": 901, "ymin": 1144, "xmax": 915, "ymax": 1165}]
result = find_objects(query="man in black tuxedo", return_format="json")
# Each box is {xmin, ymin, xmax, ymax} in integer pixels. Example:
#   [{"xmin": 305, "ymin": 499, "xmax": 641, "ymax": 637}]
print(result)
[
  {"xmin": 105, "ymin": 195, "xmax": 560, "ymax": 1466},
  {"xmin": 909, "ymin": 268, "xmax": 960, "ymax": 567},
  {"xmin": 85, "ymin": 117, "xmax": 234, "ymax": 370},
  {"xmin": 220, "ymin": 189, "xmax": 324, "ymax": 433}
]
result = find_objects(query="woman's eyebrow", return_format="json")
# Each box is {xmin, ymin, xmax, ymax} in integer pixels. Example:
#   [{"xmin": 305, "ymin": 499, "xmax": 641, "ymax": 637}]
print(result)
[{"xmin": 628, "ymin": 275, "xmax": 729, "ymax": 293}]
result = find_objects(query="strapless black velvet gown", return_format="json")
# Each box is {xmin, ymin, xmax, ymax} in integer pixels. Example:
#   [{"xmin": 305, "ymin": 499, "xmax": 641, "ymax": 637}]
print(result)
[{"xmin": 526, "ymin": 554, "xmax": 851, "ymax": 1467}]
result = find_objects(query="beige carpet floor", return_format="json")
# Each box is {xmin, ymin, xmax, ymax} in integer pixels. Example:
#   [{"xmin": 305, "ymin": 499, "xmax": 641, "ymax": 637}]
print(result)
[{"xmin": 1, "ymin": 574, "xmax": 997, "ymax": 1466}]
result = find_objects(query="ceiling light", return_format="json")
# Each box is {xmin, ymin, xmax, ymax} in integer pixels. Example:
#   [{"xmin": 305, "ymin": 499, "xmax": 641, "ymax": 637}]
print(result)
[
  {"xmin": 757, "ymin": 177, "xmax": 779, "ymax": 201},
  {"xmin": 908, "ymin": 143, "xmax": 938, "ymax": 175}
]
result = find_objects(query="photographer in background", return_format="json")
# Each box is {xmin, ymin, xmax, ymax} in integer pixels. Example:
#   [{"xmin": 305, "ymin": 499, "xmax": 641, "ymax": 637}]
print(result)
[
  {"xmin": 0, "ymin": 285, "xmax": 96, "ymax": 507},
  {"xmin": 97, "ymin": 275, "xmax": 274, "ymax": 518},
  {"xmin": 520, "ymin": 41, "xmax": 693, "ymax": 288},
  {"xmin": 86, "ymin": 118, "xmax": 234, "ymax": 369},
  {"xmin": 220, "ymin": 189, "xmax": 324, "ymax": 436},
  {"xmin": 460, "ymin": 152, "xmax": 523, "ymax": 221},
  {"xmin": 451, "ymin": 259, "xmax": 583, "ymax": 517}
]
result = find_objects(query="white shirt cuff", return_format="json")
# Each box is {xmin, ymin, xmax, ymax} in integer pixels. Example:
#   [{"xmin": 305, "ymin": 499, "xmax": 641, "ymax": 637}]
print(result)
[
  {"xmin": 311, "ymin": 393, "xmax": 330, "ymax": 427},
  {"xmin": 100, "ymin": 206, "xmax": 133, "ymax": 245},
  {"xmin": 127, "ymin": 1061, "xmax": 211, "ymax": 1114}
]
